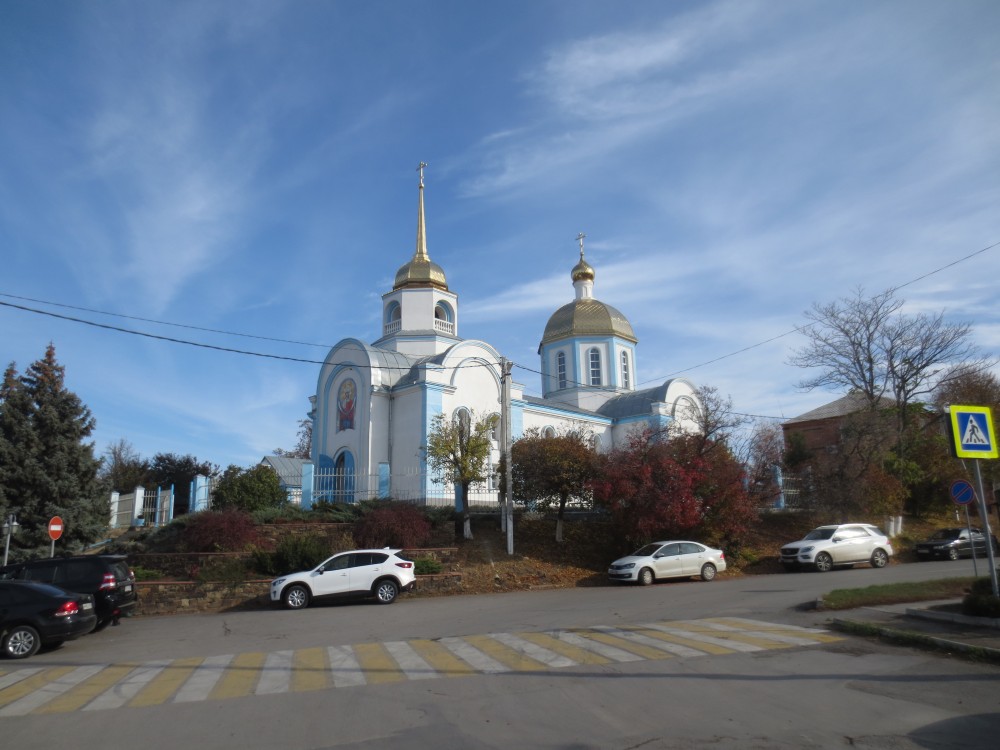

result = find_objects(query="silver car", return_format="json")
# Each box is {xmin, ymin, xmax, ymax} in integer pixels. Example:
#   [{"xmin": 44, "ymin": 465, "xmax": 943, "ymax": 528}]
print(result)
[{"xmin": 608, "ymin": 541, "xmax": 727, "ymax": 585}]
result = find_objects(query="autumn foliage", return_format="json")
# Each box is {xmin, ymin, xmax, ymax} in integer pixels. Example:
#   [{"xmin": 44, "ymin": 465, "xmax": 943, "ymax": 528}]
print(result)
[{"xmin": 592, "ymin": 429, "xmax": 756, "ymax": 549}]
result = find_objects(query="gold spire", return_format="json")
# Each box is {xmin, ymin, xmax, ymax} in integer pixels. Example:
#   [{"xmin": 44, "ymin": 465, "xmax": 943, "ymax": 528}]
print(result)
[{"xmin": 394, "ymin": 162, "xmax": 448, "ymax": 290}]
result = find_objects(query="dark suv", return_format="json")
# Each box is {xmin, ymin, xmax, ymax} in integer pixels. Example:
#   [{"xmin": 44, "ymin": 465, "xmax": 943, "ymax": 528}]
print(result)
[{"xmin": 0, "ymin": 555, "xmax": 137, "ymax": 630}]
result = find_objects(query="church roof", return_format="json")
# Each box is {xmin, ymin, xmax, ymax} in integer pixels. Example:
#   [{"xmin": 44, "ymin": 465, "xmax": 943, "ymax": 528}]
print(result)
[
  {"xmin": 260, "ymin": 455, "xmax": 306, "ymax": 488},
  {"xmin": 597, "ymin": 381, "xmax": 676, "ymax": 419},
  {"xmin": 541, "ymin": 298, "xmax": 637, "ymax": 347}
]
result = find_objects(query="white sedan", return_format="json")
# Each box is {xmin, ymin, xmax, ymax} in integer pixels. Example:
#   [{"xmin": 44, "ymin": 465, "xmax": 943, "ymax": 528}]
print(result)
[{"xmin": 608, "ymin": 541, "xmax": 726, "ymax": 585}]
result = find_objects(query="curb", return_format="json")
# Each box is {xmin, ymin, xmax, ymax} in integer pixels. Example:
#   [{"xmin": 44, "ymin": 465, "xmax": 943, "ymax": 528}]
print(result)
[{"xmin": 829, "ymin": 618, "xmax": 1000, "ymax": 664}]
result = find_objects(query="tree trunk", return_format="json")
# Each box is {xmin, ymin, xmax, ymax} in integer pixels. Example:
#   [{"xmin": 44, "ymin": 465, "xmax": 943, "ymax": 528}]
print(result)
[{"xmin": 555, "ymin": 495, "xmax": 567, "ymax": 542}]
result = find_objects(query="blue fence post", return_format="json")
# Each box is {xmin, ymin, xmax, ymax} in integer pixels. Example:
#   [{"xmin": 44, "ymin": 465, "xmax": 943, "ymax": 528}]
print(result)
[
  {"xmin": 168, "ymin": 484, "xmax": 175, "ymax": 522},
  {"xmin": 301, "ymin": 463, "xmax": 314, "ymax": 510}
]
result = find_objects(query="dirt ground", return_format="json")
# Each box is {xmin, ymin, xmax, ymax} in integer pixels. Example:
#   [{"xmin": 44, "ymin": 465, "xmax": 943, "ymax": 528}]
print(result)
[{"xmin": 438, "ymin": 512, "xmax": 947, "ymax": 595}]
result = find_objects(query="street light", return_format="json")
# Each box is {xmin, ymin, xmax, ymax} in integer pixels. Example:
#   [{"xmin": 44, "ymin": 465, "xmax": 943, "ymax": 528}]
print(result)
[{"xmin": 2, "ymin": 514, "xmax": 19, "ymax": 566}]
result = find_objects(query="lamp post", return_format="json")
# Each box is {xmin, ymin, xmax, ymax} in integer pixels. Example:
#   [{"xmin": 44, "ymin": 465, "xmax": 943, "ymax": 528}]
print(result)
[{"xmin": 2, "ymin": 514, "xmax": 19, "ymax": 566}]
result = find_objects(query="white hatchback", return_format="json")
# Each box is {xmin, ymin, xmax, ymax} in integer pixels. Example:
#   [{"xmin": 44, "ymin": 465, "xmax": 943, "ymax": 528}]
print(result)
[
  {"xmin": 608, "ymin": 541, "xmax": 727, "ymax": 585},
  {"xmin": 270, "ymin": 548, "xmax": 416, "ymax": 609}
]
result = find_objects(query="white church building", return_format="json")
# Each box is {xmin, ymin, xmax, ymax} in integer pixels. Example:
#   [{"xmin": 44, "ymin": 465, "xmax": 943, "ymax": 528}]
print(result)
[{"xmin": 302, "ymin": 169, "xmax": 702, "ymax": 508}]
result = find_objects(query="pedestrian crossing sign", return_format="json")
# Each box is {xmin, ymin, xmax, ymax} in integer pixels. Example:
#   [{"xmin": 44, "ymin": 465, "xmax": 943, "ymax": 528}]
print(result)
[{"xmin": 949, "ymin": 405, "xmax": 998, "ymax": 459}]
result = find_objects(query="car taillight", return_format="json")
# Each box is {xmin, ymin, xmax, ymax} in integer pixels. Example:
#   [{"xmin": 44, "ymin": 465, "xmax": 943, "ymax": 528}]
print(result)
[
  {"xmin": 99, "ymin": 572, "xmax": 117, "ymax": 591},
  {"xmin": 719, "ymin": 551, "xmax": 725, "ymax": 559},
  {"xmin": 54, "ymin": 601, "xmax": 80, "ymax": 617},
  {"xmin": 395, "ymin": 562, "xmax": 413, "ymax": 569}
]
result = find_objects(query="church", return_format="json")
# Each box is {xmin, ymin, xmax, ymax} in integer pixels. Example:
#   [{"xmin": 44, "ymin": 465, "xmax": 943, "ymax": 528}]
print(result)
[{"xmin": 304, "ymin": 168, "xmax": 702, "ymax": 507}]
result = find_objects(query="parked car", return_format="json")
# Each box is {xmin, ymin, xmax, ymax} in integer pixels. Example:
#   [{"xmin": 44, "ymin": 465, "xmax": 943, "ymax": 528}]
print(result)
[
  {"xmin": 780, "ymin": 523, "xmax": 893, "ymax": 572},
  {"xmin": 0, "ymin": 581, "xmax": 98, "ymax": 659},
  {"xmin": 914, "ymin": 527, "xmax": 999, "ymax": 561},
  {"xmin": 0, "ymin": 554, "xmax": 137, "ymax": 630},
  {"xmin": 608, "ymin": 541, "xmax": 726, "ymax": 585},
  {"xmin": 270, "ymin": 548, "xmax": 416, "ymax": 609}
]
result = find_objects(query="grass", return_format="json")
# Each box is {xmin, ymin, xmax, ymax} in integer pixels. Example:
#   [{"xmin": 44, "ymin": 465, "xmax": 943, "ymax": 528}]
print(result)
[{"xmin": 821, "ymin": 577, "xmax": 974, "ymax": 610}]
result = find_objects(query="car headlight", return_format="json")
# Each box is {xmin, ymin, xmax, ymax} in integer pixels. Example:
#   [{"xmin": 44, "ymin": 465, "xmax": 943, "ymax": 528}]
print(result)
[
  {"xmin": 619, "ymin": 563, "xmax": 635, "ymax": 569},
  {"xmin": 800, "ymin": 546, "xmax": 814, "ymax": 554},
  {"xmin": 273, "ymin": 578, "xmax": 286, "ymax": 586}
]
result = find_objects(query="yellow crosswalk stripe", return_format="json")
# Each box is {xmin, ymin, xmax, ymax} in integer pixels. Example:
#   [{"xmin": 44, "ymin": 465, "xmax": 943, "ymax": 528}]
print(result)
[
  {"xmin": 572, "ymin": 629, "xmax": 676, "ymax": 660},
  {"xmin": 461, "ymin": 634, "xmax": 552, "ymax": 672},
  {"xmin": 706, "ymin": 618, "xmax": 844, "ymax": 644},
  {"xmin": 209, "ymin": 651, "xmax": 266, "ymax": 700},
  {"xmin": 0, "ymin": 667, "xmax": 76, "ymax": 708},
  {"xmin": 34, "ymin": 664, "xmax": 138, "ymax": 714},
  {"xmin": 635, "ymin": 627, "xmax": 737, "ymax": 655},
  {"xmin": 352, "ymin": 642, "xmax": 406, "ymax": 684},
  {"xmin": 515, "ymin": 631, "xmax": 611, "ymax": 665},
  {"xmin": 129, "ymin": 657, "xmax": 203, "ymax": 707},
  {"xmin": 666, "ymin": 622, "xmax": 798, "ymax": 650},
  {"xmin": 407, "ymin": 638, "xmax": 478, "ymax": 677},
  {"xmin": 292, "ymin": 647, "xmax": 331, "ymax": 692}
]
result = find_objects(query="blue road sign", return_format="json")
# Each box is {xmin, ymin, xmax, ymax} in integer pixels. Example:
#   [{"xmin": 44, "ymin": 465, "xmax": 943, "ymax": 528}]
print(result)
[
  {"xmin": 949, "ymin": 406, "xmax": 998, "ymax": 459},
  {"xmin": 950, "ymin": 480, "xmax": 976, "ymax": 506}
]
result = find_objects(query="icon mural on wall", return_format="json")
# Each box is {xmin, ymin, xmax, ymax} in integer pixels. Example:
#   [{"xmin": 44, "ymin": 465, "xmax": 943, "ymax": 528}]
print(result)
[{"xmin": 337, "ymin": 378, "xmax": 356, "ymax": 432}]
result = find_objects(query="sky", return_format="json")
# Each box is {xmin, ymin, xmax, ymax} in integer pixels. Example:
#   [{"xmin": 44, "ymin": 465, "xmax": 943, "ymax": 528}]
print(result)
[{"xmin": 1, "ymin": 0, "xmax": 998, "ymax": 471}]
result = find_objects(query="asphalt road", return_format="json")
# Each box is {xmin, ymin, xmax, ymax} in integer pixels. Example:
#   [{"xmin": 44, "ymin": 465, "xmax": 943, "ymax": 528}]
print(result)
[{"xmin": 3, "ymin": 558, "xmax": 999, "ymax": 749}]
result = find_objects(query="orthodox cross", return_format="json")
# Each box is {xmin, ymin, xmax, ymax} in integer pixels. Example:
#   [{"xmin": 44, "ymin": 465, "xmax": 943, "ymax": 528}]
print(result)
[
  {"xmin": 417, "ymin": 161, "xmax": 428, "ymax": 187},
  {"xmin": 576, "ymin": 232, "xmax": 586, "ymax": 259}
]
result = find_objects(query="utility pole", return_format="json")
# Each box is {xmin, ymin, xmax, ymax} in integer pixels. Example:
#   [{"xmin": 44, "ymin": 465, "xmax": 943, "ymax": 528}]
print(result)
[{"xmin": 500, "ymin": 358, "xmax": 514, "ymax": 555}]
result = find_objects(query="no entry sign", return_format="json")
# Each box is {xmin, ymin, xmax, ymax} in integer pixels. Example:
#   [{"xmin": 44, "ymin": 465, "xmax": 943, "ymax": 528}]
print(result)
[{"xmin": 48, "ymin": 516, "xmax": 64, "ymax": 541}]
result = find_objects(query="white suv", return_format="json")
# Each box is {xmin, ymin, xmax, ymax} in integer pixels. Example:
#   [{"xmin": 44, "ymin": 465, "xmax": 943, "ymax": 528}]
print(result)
[
  {"xmin": 270, "ymin": 548, "xmax": 416, "ymax": 609},
  {"xmin": 780, "ymin": 524, "xmax": 893, "ymax": 572}
]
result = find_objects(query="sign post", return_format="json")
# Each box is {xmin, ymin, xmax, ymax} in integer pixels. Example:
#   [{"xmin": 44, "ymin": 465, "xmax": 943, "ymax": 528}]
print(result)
[
  {"xmin": 948, "ymin": 406, "xmax": 999, "ymax": 597},
  {"xmin": 951, "ymin": 480, "xmax": 980, "ymax": 577},
  {"xmin": 48, "ymin": 516, "xmax": 63, "ymax": 558}
]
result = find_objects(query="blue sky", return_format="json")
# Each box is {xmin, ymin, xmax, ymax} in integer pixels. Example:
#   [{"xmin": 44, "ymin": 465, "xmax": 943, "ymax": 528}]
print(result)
[{"xmin": 2, "ymin": 0, "xmax": 998, "ymax": 470}]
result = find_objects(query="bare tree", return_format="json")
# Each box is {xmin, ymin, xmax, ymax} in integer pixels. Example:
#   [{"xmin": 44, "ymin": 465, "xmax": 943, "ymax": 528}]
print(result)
[
  {"xmin": 789, "ymin": 287, "xmax": 984, "ymax": 430},
  {"xmin": 99, "ymin": 438, "xmax": 150, "ymax": 493}
]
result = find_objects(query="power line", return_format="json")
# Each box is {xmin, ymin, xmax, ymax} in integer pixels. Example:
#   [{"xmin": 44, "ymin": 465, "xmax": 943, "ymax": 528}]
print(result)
[{"xmin": 0, "ymin": 291, "xmax": 334, "ymax": 349}]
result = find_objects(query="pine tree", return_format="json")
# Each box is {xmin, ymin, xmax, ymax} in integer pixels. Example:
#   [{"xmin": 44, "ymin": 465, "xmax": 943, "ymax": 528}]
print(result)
[{"xmin": 0, "ymin": 345, "xmax": 107, "ymax": 559}]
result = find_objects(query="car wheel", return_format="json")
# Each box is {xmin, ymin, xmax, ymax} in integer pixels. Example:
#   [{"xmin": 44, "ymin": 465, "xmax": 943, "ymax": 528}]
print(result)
[
  {"xmin": 700, "ymin": 563, "xmax": 717, "ymax": 582},
  {"xmin": 638, "ymin": 568, "xmax": 654, "ymax": 586},
  {"xmin": 947, "ymin": 548, "xmax": 959, "ymax": 561},
  {"xmin": 814, "ymin": 553, "xmax": 833, "ymax": 572},
  {"xmin": 2, "ymin": 624, "xmax": 41, "ymax": 659},
  {"xmin": 869, "ymin": 549, "xmax": 888, "ymax": 568},
  {"xmin": 375, "ymin": 579, "xmax": 398, "ymax": 604},
  {"xmin": 283, "ymin": 584, "xmax": 310, "ymax": 610}
]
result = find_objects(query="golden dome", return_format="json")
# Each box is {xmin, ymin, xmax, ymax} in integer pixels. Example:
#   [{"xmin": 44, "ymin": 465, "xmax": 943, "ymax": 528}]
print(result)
[
  {"xmin": 571, "ymin": 257, "xmax": 594, "ymax": 282},
  {"xmin": 541, "ymin": 299, "xmax": 637, "ymax": 347}
]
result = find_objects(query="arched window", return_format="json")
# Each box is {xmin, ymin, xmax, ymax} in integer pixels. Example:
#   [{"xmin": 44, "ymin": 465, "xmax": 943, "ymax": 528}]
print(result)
[
  {"xmin": 621, "ymin": 351, "xmax": 630, "ymax": 389},
  {"xmin": 589, "ymin": 348, "xmax": 602, "ymax": 386},
  {"xmin": 454, "ymin": 407, "xmax": 471, "ymax": 442},
  {"xmin": 543, "ymin": 426, "xmax": 556, "ymax": 439},
  {"xmin": 557, "ymin": 351, "xmax": 567, "ymax": 389}
]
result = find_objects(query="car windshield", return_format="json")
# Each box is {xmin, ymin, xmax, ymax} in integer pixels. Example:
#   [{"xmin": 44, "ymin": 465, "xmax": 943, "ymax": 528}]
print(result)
[
  {"xmin": 803, "ymin": 528, "xmax": 836, "ymax": 541},
  {"xmin": 632, "ymin": 544, "xmax": 663, "ymax": 557},
  {"xmin": 929, "ymin": 529, "xmax": 961, "ymax": 540}
]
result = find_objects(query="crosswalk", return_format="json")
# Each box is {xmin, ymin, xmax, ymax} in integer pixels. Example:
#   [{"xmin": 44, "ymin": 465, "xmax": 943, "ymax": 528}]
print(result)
[{"xmin": 0, "ymin": 617, "xmax": 841, "ymax": 716}]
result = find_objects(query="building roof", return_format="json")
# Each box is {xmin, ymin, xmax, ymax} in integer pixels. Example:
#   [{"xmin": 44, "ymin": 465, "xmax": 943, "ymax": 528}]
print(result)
[
  {"xmin": 261, "ymin": 455, "xmax": 307, "ymax": 487},
  {"xmin": 783, "ymin": 391, "xmax": 894, "ymax": 424},
  {"xmin": 540, "ymin": 298, "xmax": 637, "ymax": 347}
]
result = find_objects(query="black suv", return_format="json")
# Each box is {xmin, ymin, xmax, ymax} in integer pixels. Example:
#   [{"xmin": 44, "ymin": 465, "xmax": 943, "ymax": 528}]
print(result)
[{"xmin": 0, "ymin": 555, "xmax": 137, "ymax": 630}]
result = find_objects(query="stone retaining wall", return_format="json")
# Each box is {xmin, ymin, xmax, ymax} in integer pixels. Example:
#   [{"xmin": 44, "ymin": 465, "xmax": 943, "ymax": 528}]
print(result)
[{"xmin": 133, "ymin": 571, "xmax": 464, "ymax": 617}]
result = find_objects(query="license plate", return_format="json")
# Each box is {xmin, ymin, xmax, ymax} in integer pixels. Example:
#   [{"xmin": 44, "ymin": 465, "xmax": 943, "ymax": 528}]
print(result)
[
  {"xmin": 82, "ymin": 602, "xmax": 93, "ymax": 610},
  {"xmin": 123, "ymin": 584, "xmax": 132, "ymax": 593}
]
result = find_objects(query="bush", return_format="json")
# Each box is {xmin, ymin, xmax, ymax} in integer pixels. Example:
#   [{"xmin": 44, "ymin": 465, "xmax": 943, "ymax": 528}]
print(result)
[
  {"xmin": 353, "ymin": 502, "xmax": 431, "ymax": 549},
  {"xmin": 271, "ymin": 533, "xmax": 331, "ymax": 574},
  {"xmin": 414, "ymin": 557, "xmax": 443, "ymax": 575},
  {"xmin": 212, "ymin": 464, "xmax": 288, "ymax": 514},
  {"xmin": 196, "ymin": 556, "xmax": 251, "ymax": 584},
  {"xmin": 131, "ymin": 566, "xmax": 164, "ymax": 581},
  {"xmin": 962, "ymin": 577, "xmax": 1000, "ymax": 618},
  {"xmin": 181, "ymin": 509, "xmax": 260, "ymax": 552},
  {"xmin": 310, "ymin": 501, "xmax": 364, "ymax": 523}
]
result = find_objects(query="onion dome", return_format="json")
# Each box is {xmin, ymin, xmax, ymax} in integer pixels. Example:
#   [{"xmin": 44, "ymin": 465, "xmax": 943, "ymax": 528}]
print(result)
[
  {"xmin": 394, "ymin": 163, "xmax": 449, "ymax": 291},
  {"xmin": 541, "ymin": 299, "xmax": 637, "ymax": 347}
]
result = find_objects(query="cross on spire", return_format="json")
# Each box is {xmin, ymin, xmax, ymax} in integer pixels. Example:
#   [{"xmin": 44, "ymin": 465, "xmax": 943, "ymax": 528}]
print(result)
[
  {"xmin": 576, "ymin": 232, "xmax": 586, "ymax": 259},
  {"xmin": 417, "ymin": 161, "xmax": 428, "ymax": 187}
]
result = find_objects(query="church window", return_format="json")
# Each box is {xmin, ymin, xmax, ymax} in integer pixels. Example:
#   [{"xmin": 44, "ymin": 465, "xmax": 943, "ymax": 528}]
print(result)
[
  {"xmin": 589, "ymin": 348, "xmax": 602, "ymax": 386},
  {"xmin": 621, "ymin": 351, "xmax": 630, "ymax": 389},
  {"xmin": 455, "ymin": 408, "xmax": 471, "ymax": 442},
  {"xmin": 543, "ymin": 426, "xmax": 555, "ymax": 439},
  {"xmin": 557, "ymin": 352, "xmax": 567, "ymax": 389}
]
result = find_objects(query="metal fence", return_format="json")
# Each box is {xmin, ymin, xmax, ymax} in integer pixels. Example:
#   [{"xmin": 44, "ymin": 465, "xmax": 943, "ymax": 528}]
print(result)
[
  {"xmin": 311, "ymin": 467, "xmax": 503, "ymax": 511},
  {"xmin": 109, "ymin": 485, "xmax": 174, "ymax": 528}
]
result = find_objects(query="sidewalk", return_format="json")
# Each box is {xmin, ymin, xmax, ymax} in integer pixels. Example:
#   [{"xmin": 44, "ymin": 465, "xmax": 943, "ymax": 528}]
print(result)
[{"xmin": 827, "ymin": 599, "xmax": 1000, "ymax": 663}]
